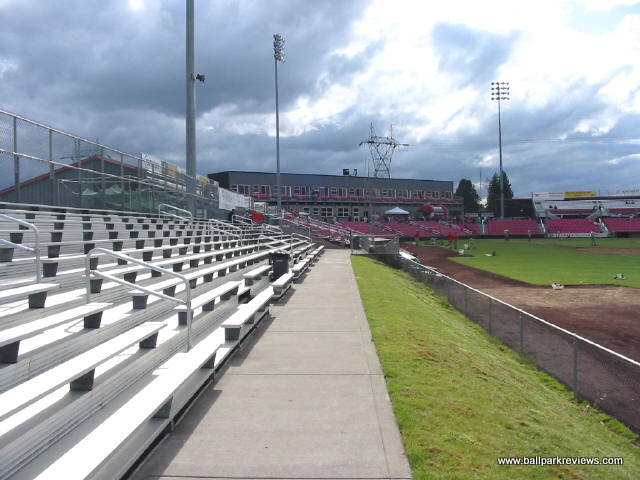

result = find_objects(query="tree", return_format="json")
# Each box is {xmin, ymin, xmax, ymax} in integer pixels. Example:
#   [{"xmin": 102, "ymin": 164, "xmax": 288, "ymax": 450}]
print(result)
[
  {"xmin": 454, "ymin": 179, "xmax": 481, "ymax": 213},
  {"xmin": 486, "ymin": 171, "xmax": 514, "ymax": 217}
]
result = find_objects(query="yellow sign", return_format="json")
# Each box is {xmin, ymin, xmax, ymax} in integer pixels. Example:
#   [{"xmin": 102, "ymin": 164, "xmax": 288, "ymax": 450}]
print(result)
[{"xmin": 564, "ymin": 190, "xmax": 596, "ymax": 198}]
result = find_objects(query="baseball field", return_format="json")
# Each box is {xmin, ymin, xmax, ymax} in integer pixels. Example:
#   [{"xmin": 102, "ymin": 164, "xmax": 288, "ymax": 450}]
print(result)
[{"xmin": 403, "ymin": 238, "xmax": 640, "ymax": 361}]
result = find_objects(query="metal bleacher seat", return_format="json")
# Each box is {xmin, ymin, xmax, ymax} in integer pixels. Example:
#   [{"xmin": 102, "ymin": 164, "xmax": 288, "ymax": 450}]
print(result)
[{"xmin": 0, "ymin": 202, "xmax": 324, "ymax": 479}]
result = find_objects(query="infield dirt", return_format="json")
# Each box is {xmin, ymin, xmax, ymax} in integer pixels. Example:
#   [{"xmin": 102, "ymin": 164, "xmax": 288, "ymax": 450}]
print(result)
[{"xmin": 403, "ymin": 244, "xmax": 640, "ymax": 362}]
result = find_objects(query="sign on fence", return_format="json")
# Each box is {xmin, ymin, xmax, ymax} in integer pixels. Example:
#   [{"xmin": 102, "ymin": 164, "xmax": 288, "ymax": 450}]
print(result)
[{"xmin": 219, "ymin": 188, "xmax": 249, "ymax": 210}]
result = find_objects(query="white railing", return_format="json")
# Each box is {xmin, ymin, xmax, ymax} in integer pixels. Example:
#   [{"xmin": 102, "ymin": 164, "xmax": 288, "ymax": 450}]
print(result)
[
  {"xmin": 85, "ymin": 248, "xmax": 194, "ymax": 351},
  {"xmin": 158, "ymin": 203, "xmax": 193, "ymax": 220},
  {"xmin": 0, "ymin": 213, "xmax": 42, "ymax": 282}
]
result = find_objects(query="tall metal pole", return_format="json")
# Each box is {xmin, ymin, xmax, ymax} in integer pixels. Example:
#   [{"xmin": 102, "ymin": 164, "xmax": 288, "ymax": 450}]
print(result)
[
  {"xmin": 186, "ymin": 0, "xmax": 196, "ymax": 216},
  {"xmin": 274, "ymin": 57, "xmax": 281, "ymax": 213},
  {"xmin": 498, "ymin": 99, "xmax": 504, "ymax": 219},
  {"xmin": 491, "ymin": 81, "xmax": 509, "ymax": 220},
  {"xmin": 273, "ymin": 34, "xmax": 285, "ymax": 215}
]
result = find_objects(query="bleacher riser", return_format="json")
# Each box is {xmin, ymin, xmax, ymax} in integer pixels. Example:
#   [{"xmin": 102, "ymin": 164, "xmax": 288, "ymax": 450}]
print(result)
[
  {"xmin": 0, "ymin": 202, "xmax": 322, "ymax": 480},
  {"xmin": 0, "ymin": 264, "xmax": 280, "ymax": 477},
  {"xmin": 0, "ymin": 292, "xmax": 244, "ymax": 479}
]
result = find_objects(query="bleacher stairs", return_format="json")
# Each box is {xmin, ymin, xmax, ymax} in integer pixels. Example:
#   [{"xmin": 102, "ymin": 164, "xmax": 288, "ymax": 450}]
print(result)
[{"xmin": 0, "ymin": 202, "xmax": 324, "ymax": 480}]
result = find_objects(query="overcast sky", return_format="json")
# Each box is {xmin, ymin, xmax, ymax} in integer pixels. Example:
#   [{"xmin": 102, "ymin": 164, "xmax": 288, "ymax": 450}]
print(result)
[{"xmin": 1, "ymin": 0, "xmax": 640, "ymax": 197}]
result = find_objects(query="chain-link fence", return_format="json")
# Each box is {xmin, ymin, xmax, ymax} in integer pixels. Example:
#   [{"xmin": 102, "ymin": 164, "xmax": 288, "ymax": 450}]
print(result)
[
  {"xmin": 397, "ymin": 255, "xmax": 640, "ymax": 433},
  {"xmin": 0, "ymin": 108, "xmax": 241, "ymax": 218}
]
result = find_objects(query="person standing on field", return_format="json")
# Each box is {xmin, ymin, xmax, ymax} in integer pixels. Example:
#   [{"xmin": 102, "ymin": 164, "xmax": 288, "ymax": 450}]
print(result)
[{"xmin": 591, "ymin": 231, "xmax": 597, "ymax": 246}]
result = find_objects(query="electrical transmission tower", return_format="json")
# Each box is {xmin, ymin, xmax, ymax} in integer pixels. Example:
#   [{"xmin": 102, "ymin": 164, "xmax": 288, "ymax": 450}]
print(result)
[{"xmin": 359, "ymin": 123, "xmax": 408, "ymax": 178}]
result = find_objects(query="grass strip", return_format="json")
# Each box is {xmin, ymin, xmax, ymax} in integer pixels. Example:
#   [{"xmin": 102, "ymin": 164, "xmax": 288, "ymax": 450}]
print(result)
[{"xmin": 352, "ymin": 255, "xmax": 640, "ymax": 479}]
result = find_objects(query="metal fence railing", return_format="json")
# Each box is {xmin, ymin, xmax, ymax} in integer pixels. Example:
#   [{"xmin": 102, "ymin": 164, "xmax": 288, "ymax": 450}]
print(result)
[
  {"xmin": 0, "ymin": 108, "xmax": 249, "ymax": 217},
  {"xmin": 396, "ymin": 254, "xmax": 640, "ymax": 433}
]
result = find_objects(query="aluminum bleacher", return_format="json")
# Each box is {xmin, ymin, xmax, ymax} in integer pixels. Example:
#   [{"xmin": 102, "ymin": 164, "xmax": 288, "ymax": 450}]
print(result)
[
  {"xmin": 0, "ymin": 202, "xmax": 325, "ymax": 480},
  {"xmin": 338, "ymin": 221, "xmax": 391, "ymax": 236}
]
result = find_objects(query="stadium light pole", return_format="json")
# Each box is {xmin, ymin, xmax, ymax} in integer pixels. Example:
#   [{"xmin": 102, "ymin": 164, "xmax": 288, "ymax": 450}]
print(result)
[
  {"xmin": 186, "ymin": 0, "xmax": 196, "ymax": 216},
  {"xmin": 273, "ymin": 34, "xmax": 285, "ymax": 214},
  {"xmin": 491, "ymin": 81, "xmax": 509, "ymax": 219}
]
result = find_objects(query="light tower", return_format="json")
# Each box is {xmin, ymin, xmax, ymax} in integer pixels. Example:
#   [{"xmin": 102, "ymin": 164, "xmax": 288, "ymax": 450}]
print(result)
[
  {"xmin": 273, "ymin": 34, "xmax": 285, "ymax": 213},
  {"xmin": 491, "ymin": 81, "xmax": 509, "ymax": 219},
  {"xmin": 359, "ymin": 123, "xmax": 408, "ymax": 178}
]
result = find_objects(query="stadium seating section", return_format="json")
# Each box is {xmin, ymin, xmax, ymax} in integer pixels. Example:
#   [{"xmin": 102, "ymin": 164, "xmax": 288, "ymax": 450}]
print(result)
[
  {"xmin": 546, "ymin": 218, "xmax": 602, "ymax": 234},
  {"xmin": 0, "ymin": 202, "xmax": 324, "ymax": 479},
  {"xmin": 487, "ymin": 219, "xmax": 540, "ymax": 235},
  {"xmin": 603, "ymin": 217, "xmax": 640, "ymax": 233}
]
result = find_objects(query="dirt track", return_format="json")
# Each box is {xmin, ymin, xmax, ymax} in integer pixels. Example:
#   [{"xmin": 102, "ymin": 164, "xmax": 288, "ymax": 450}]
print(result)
[{"xmin": 403, "ymin": 245, "xmax": 640, "ymax": 362}]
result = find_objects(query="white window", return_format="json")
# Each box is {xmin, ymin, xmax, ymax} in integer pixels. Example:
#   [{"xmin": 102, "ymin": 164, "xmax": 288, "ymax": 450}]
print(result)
[
  {"xmin": 237, "ymin": 184, "xmax": 251, "ymax": 195},
  {"xmin": 303, "ymin": 207, "xmax": 310, "ymax": 213},
  {"xmin": 330, "ymin": 187, "xmax": 338, "ymax": 195},
  {"xmin": 339, "ymin": 187, "xmax": 348, "ymax": 197},
  {"xmin": 321, "ymin": 207, "xmax": 334, "ymax": 217},
  {"xmin": 293, "ymin": 186, "xmax": 301, "ymax": 194},
  {"xmin": 337, "ymin": 207, "xmax": 350, "ymax": 217},
  {"xmin": 312, "ymin": 207, "xmax": 320, "ymax": 215},
  {"xmin": 230, "ymin": 184, "xmax": 238, "ymax": 192}
]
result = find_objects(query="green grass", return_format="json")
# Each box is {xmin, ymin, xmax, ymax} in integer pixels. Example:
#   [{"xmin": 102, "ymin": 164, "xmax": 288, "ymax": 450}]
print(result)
[
  {"xmin": 352, "ymin": 255, "xmax": 640, "ymax": 479},
  {"xmin": 446, "ymin": 239, "xmax": 640, "ymax": 288}
]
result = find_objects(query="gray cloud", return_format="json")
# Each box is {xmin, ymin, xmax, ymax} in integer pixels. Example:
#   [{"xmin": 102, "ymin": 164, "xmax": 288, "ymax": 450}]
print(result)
[{"xmin": 0, "ymin": 0, "xmax": 639, "ymax": 198}]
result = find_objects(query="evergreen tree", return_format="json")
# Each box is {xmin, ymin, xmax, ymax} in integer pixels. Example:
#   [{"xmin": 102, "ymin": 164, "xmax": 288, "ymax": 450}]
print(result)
[
  {"xmin": 487, "ymin": 171, "xmax": 514, "ymax": 217},
  {"xmin": 454, "ymin": 179, "xmax": 481, "ymax": 213},
  {"xmin": 487, "ymin": 173, "xmax": 500, "ymax": 216},
  {"xmin": 501, "ymin": 171, "xmax": 514, "ymax": 200}
]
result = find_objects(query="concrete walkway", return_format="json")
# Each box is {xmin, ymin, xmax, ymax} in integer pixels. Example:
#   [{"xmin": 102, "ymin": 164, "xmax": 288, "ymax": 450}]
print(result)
[{"xmin": 133, "ymin": 249, "xmax": 412, "ymax": 480}]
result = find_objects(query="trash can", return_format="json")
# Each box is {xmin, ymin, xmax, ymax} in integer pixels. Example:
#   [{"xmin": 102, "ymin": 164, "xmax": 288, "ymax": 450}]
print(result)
[{"xmin": 269, "ymin": 251, "xmax": 290, "ymax": 280}]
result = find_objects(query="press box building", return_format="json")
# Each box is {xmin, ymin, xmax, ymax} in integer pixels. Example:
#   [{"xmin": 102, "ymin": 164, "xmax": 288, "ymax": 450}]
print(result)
[{"xmin": 208, "ymin": 171, "xmax": 462, "ymax": 221}]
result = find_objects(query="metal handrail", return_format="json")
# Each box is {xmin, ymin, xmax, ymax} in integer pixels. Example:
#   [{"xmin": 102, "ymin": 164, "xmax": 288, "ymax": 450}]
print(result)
[
  {"xmin": 232, "ymin": 214, "xmax": 253, "ymax": 225},
  {"xmin": 85, "ymin": 248, "xmax": 194, "ymax": 351},
  {"xmin": 0, "ymin": 213, "xmax": 42, "ymax": 282},
  {"xmin": 158, "ymin": 203, "xmax": 193, "ymax": 219},
  {"xmin": 292, "ymin": 233, "xmax": 312, "ymax": 242},
  {"xmin": 159, "ymin": 210, "xmax": 189, "ymax": 221}
]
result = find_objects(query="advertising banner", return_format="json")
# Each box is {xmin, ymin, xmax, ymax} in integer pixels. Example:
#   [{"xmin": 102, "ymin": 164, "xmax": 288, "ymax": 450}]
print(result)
[
  {"xmin": 532, "ymin": 192, "xmax": 564, "ymax": 201},
  {"xmin": 564, "ymin": 190, "xmax": 597, "ymax": 198},
  {"xmin": 219, "ymin": 188, "xmax": 249, "ymax": 210}
]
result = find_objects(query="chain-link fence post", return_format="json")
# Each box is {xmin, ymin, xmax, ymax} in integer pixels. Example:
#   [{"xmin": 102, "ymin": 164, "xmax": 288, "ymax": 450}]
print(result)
[
  {"xmin": 488, "ymin": 297, "xmax": 492, "ymax": 334},
  {"xmin": 573, "ymin": 336, "xmax": 579, "ymax": 398},
  {"xmin": 464, "ymin": 286, "xmax": 468, "ymax": 314},
  {"xmin": 519, "ymin": 312, "xmax": 524, "ymax": 353}
]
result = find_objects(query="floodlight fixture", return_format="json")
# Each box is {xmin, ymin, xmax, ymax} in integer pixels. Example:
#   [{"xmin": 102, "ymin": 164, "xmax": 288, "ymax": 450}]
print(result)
[{"xmin": 274, "ymin": 34, "xmax": 285, "ymax": 63}]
